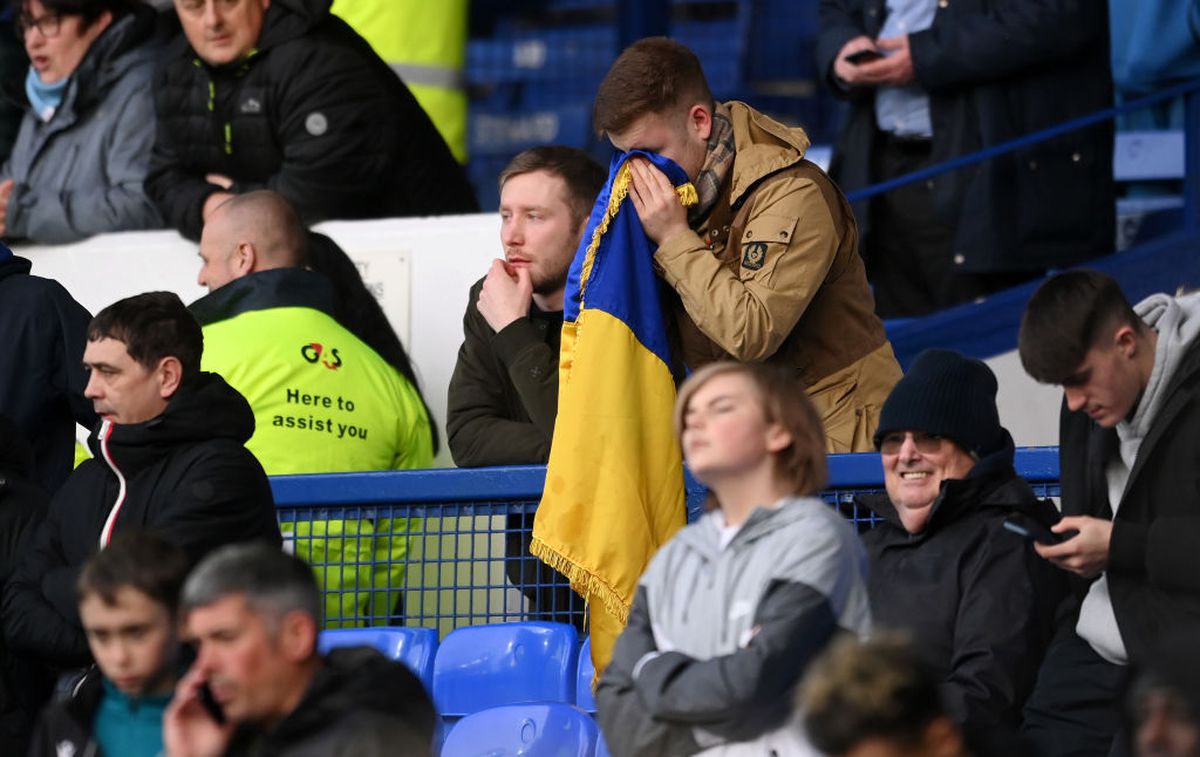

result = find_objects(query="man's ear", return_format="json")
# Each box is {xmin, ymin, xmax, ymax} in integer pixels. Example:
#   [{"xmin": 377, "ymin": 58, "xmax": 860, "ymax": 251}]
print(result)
[
  {"xmin": 1113, "ymin": 324, "xmax": 1139, "ymax": 358},
  {"xmin": 156, "ymin": 356, "xmax": 184, "ymax": 399},
  {"xmin": 278, "ymin": 610, "xmax": 318, "ymax": 663},
  {"xmin": 687, "ymin": 103, "xmax": 713, "ymax": 143},
  {"xmin": 234, "ymin": 242, "xmax": 257, "ymax": 276}
]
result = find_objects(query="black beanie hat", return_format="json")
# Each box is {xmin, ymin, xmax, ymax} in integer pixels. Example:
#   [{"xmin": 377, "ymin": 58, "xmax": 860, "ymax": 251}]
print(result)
[{"xmin": 873, "ymin": 349, "xmax": 1004, "ymax": 457}]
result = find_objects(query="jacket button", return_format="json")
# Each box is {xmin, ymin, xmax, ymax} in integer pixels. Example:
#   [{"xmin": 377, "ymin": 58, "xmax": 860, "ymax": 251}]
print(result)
[
  {"xmin": 710, "ymin": 229, "xmax": 719, "ymax": 237},
  {"xmin": 744, "ymin": 231, "xmax": 752, "ymax": 239},
  {"xmin": 530, "ymin": 366, "xmax": 543, "ymax": 379},
  {"xmin": 938, "ymin": 0, "xmax": 948, "ymax": 6},
  {"xmin": 953, "ymin": 254, "xmax": 965, "ymax": 265},
  {"xmin": 1071, "ymin": 152, "xmax": 1082, "ymax": 162}
]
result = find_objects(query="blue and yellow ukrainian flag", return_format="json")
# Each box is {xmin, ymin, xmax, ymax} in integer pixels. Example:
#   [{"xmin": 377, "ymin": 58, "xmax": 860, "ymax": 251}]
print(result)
[{"xmin": 531, "ymin": 151, "xmax": 694, "ymax": 677}]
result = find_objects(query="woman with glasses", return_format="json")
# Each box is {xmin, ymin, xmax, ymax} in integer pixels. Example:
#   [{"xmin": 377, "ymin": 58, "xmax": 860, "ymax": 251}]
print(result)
[
  {"xmin": 857, "ymin": 348, "xmax": 1067, "ymax": 742},
  {"xmin": 597, "ymin": 362, "xmax": 871, "ymax": 756},
  {"xmin": 0, "ymin": 0, "xmax": 161, "ymax": 243}
]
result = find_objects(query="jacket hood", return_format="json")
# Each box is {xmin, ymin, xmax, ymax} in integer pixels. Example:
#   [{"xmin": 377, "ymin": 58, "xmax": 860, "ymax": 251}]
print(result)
[
  {"xmin": 673, "ymin": 496, "xmax": 822, "ymax": 559},
  {"xmin": 86, "ymin": 372, "xmax": 256, "ymax": 470},
  {"xmin": 1126, "ymin": 291, "xmax": 1200, "ymax": 440},
  {"xmin": 858, "ymin": 430, "xmax": 1052, "ymax": 537},
  {"xmin": 70, "ymin": 6, "xmax": 159, "ymax": 110},
  {"xmin": 725, "ymin": 100, "xmax": 811, "ymax": 205},
  {"xmin": 189, "ymin": 268, "xmax": 339, "ymax": 327},
  {"xmin": 257, "ymin": 0, "xmax": 331, "ymax": 51},
  {"xmin": 262, "ymin": 647, "xmax": 436, "ymax": 748}
]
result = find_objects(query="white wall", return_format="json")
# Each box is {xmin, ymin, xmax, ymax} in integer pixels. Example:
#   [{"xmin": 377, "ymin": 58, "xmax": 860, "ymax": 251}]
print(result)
[
  {"xmin": 12, "ymin": 214, "xmax": 1063, "ymax": 464},
  {"xmin": 14, "ymin": 214, "xmax": 503, "ymax": 467}
]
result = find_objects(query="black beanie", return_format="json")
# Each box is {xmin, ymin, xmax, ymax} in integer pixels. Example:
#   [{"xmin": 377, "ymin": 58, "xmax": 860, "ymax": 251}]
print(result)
[{"xmin": 873, "ymin": 349, "xmax": 1004, "ymax": 457}]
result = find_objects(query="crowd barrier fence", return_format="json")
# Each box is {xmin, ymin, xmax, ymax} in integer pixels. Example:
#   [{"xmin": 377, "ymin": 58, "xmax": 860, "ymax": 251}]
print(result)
[{"xmin": 270, "ymin": 448, "xmax": 1061, "ymax": 634}]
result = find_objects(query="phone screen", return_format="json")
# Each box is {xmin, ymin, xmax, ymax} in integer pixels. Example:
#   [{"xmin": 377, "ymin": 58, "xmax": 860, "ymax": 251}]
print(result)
[{"xmin": 844, "ymin": 49, "xmax": 884, "ymax": 65}]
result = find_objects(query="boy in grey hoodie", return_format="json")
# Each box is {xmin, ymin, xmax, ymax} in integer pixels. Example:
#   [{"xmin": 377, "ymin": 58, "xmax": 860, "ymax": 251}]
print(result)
[
  {"xmin": 1018, "ymin": 270, "xmax": 1200, "ymax": 757},
  {"xmin": 597, "ymin": 362, "xmax": 871, "ymax": 756}
]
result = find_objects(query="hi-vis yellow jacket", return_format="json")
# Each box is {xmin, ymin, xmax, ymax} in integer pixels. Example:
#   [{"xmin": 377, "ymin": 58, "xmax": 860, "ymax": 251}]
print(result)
[
  {"xmin": 332, "ymin": 0, "xmax": 468, "ymax": 162},
  {"xmin": 191, "ymin": 268, "xmax": 432, "ymax": 627}
]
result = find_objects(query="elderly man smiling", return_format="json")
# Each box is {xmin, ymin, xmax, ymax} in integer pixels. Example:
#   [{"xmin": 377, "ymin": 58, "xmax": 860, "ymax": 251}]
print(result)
[{"xmin": 854, "ymin": 349, "xmax": 1065, "ymax": 739}]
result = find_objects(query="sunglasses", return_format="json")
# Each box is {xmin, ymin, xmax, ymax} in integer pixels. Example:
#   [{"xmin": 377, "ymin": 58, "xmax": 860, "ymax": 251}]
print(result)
[{"xmin": 878, "ymin": 431, "xmax": 946, "ymax": 456}]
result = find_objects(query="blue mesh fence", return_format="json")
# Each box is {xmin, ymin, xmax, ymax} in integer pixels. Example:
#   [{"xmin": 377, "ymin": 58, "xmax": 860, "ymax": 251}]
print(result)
[{"xmin": 271, "ymin": 449, "xmax": 1060, "ymax": 634}]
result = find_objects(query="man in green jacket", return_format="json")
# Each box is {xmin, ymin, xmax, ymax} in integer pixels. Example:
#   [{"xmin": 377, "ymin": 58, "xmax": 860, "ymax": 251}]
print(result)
[
  {"xmin": 446, "ymin": 146, "xmax": 604, "ymax": 627},
  {"xmin": 190, "ymin": 190, "xmax": 433, "ymax": 627}
]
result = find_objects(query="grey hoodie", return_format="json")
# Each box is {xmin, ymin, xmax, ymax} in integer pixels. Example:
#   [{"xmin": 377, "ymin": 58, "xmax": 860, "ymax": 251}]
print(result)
[
  {"xmin": 1078, "ymin": 290, "xmax": 1200, "ymax": 664},
  {"xmin": 597, "ymin": 496, "xmax": 871, "ymax": 756}
]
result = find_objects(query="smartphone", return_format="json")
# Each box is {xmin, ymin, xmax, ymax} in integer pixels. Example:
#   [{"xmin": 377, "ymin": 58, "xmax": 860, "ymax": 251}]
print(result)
[
  {"xmin": 844, "ymin": 49, "xmax": 884, "ymax": 65},
  {"xmin": 198, "ymin": 682, "xmax": 227, "ymax": 724},
  {"xmin": 1002, "ymin": 514, "xmax": 1077, "ymax": 545}
]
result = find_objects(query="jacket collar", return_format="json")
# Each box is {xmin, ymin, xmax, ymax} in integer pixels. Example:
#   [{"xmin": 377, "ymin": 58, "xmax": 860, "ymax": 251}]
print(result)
[
  {"xmin": 724, "ymin": 101, "xmax": 811, "ymax": 206},
  {"xmin": 85, "ymin": 372, "xmax": 256, "ymax": 475},
  {"xmin": 190, "ymin": 268, "xmax": 339, "ymax": 327},
  {"xmin": 0, "ymin": 255, "xmax": 32, "ymax": 284}
]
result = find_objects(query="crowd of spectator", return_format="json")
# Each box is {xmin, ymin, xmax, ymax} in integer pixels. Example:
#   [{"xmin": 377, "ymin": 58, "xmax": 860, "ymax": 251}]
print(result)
[{"xmin": 0, "ymin": 1, "xmax": 1196, "ymax": 755}]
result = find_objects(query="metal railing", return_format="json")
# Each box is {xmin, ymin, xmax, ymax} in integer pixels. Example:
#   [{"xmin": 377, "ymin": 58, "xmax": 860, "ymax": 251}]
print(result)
[
  {"xmin": 271, "ymin": 448, "xmax": 1061, "ymax": 634},
  {"xmin": 844, "ymin": 78, "xmax": 1200, "ymax": 235}
]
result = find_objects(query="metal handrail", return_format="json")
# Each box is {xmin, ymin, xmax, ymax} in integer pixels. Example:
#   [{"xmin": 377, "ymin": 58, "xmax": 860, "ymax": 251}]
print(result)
[
  {"xmin": 844, "ymin": 77, "xmax": 1200, "ymax": 234},
  {"xmin": 268, "ymin": 447, "xmax": 1061, "ymax": 507}
]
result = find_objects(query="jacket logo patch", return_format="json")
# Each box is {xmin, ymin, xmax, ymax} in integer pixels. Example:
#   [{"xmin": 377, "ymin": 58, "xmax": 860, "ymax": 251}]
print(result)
[
  {"xmin": 301, "ymin": 342, "xmax": 343, "ymax": 370},
  {"xmin": 240, "ymin": 97, "xmax": 262, "ymax": 114},
  {"xmin": 56, "ymin": 741, "xmax": 75, "ymax": 757},
  {"xmin": 742, "ymin": 241, "xmax": 768, "ymax": 270},
  {"xmin": 305, "ymin": 112, "xmax": 328, "ymax": 136}
]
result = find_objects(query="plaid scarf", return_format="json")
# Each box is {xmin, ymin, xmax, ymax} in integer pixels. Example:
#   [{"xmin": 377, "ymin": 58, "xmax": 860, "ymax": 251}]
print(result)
[{"xmin": 688, "ymin": 102, "xmax": 736, "ymax": 225}]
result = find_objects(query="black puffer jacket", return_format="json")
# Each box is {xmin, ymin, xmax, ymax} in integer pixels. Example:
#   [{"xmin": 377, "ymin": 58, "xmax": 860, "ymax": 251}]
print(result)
[
  {"xmin": 0, "ymin": 419, "xmax": 52, "ymax": 756},
  {"xmin": 227, "ymin": 647, "xmax": 436, "ymax": 757},
  {"xmin": 146, "ymin": 0, "xmax": 478, "ymax": 240},
  {"xmin": 856, "ymin": 437, "xmax": 1066, "ymax": 733},
  {"xmin": 2, "ymin": 373, "xmax": 280, "ymax": 668},
  {"xmin": 0, "ymin": 254, "xmax": 97, "ymax": 494}
]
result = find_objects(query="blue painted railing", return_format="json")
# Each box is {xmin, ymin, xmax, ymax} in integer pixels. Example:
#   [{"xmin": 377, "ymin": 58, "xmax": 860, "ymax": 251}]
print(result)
[{"xmin": 270, "ymin": 449, "xmax": 1060, "ymax": 633}]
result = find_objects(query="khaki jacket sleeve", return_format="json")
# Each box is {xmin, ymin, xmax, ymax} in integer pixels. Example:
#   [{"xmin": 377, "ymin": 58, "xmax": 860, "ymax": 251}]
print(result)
[{"xmin": 653, "ymin": 176, "xmax": 841, "ymax": 362}]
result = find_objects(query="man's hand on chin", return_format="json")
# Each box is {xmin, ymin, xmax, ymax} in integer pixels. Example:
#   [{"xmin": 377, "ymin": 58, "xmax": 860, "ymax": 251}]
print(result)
[{"xmin": 477, "ymin": 258, "xmax": 533, "ymax": 333}]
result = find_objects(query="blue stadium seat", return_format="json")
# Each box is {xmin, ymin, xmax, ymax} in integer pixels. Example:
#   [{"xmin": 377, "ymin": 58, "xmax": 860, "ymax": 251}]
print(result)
[
  {"xmin": 318, "ymin": 626, "xmax": 438, "ymax": 691},
  {"xmin": 441, "ymin": 702, "xmax": 599, "ymax": 757},
  {"xmin": 596, "ymin": 731, "xmax": 612, "ymax": 757},
  {"xmin": 434, "ymin": 621, "xmax": 579, "ymax": 717},
  {"xmin": 576, "ymin": 637, "xmax": 596, "ymax": 712}
]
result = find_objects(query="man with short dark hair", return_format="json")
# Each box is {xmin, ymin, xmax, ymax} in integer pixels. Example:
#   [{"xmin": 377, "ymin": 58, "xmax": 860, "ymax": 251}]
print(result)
[
  {"xmin": 446, "ymin": 145, "xmax": 605, "ymax": 626},
  {"xmin": 593, "ymin": 37, "xmax": 901, "ymax": 452},
  {"xmin": 164, "ymin": 543, "xmax": 436, "ymax": 756},
  {"xmin": 1017, "ymin": 270, "xmax": 1200, "ymax": 756},
  {"xmin": 3, "ymin": 291, "xmax": 280, "ymax": 671},
  {"xmin": 146, "ymin": 0, "xmax": 478, "ymax": 241}
]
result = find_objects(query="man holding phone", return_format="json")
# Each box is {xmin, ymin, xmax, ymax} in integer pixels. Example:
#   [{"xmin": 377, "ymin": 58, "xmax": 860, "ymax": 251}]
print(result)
[
  {"xmin": 1018, "ymin": 271, "xmax": 1200, "ymax": 756},
  {"xmin": 164, "ymin": 543, "xmax": 436, "ymax": 757},
  {"xmin": 815, "ymin": 0, "xmax": 1113, "ymax": 317}
]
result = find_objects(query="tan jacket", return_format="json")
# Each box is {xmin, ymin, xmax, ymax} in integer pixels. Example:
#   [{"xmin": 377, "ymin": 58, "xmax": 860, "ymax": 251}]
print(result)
[{"xmin": 655, "ymin": 101, "xmax": 901, "ymax": 452}]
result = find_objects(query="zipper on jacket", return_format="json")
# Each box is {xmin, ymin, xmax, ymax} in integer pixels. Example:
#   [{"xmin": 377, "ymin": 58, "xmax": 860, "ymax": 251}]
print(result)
[{"xmin": 97, "ymin": 419, "xmax": 128, "ymax": 548}]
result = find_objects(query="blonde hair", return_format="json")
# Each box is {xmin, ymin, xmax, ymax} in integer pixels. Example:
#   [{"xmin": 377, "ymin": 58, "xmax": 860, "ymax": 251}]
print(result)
[{"xmin": 673, "ymin": 362, "xmax": 828, "ymax": 501}]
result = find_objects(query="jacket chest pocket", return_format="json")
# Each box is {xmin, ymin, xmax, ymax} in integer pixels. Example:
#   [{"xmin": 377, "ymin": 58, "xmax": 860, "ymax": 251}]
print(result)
[
  {"xmin": 228, "ymin": 85, "xmax": 280, "ymax": 172},
  {"xmin": 734, "ymin": 214, "xmax": 797, "ymax": 284}
]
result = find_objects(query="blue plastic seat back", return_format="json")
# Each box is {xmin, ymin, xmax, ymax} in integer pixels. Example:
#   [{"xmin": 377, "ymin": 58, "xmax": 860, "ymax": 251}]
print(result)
[
  {"xmin": 433, "ymin": 621, "xmax": 579, "ymax": 717},
  {"xmin": 318, "ymin": 626, "xmax": 438, "ymax": 690},
  {"xmin": 576, "ymin": 637, "xmax": 596, "ymax": 712},
  {"xmin": 441, "ymin": 702, "xmax": 598, "ymax": 757},
  {"xmin": 595, "ymin": 731, "xmax": 612, "ymax": 757}
]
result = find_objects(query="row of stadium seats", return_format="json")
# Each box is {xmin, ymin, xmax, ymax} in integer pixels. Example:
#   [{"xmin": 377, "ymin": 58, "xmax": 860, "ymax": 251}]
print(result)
[
  {"xmin": 319, "ymin": 621, "xmax": 597, "ymax": 715},
  {"xmin": 320, "ymin": 622, "xmax": 606, "ymax": 755}
]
